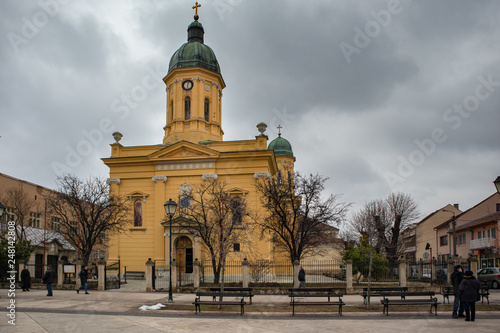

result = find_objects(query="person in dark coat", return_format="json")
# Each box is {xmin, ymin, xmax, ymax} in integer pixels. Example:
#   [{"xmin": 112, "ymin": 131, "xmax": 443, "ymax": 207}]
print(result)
[
  {"xmin": 451, "ymin": 264, "xmax": 465, "ymax": 318},
  {"xmin": 298, "ymin": 266, "xmax": 306, "ymax": 288},
  {"xmin": 77, "ymin": 265, "xmax": 89, "ymax": 294},
  {"xmin": 42, "ymin": 265, "xmax": 56, "ymax": 296},
  {"xmin": 20, "ymin": 265, "xmax": 31, "ymax": 291},
  {"xmin": 458, "ymin": 270, "xmax": 481, "ymax": 321}
]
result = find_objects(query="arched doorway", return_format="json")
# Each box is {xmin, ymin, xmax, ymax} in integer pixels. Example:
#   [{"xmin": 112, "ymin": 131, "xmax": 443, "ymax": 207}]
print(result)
[{"xmin": 175, "ymin": 236, "xmax": 193, "ymax": 274}]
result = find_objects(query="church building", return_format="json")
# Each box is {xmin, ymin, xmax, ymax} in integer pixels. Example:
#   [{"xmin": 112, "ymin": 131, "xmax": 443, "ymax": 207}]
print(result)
[{"xmin": 102, "ymin": 7, "xmax": 295, "ymax": 273}]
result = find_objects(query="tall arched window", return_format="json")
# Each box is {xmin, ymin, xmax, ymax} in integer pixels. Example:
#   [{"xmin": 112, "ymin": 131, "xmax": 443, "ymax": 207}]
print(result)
[
  {"xmin": 184, "ymin": 97, "xmax": 191, "ymax": 120},
  {"xmin": 231, "ymin": 197, "xmax": 242, "ymax": 226},
  {"xmin": 204, "ymin": 98, "xmax": 210, "ymax": 122},
  {"xmin": 170, "ymin": 101, "xmax": 174, "ymax": 123},
  {"xmin": 134, "ymin": 200, "xmax": 143, "ymax": 227}
]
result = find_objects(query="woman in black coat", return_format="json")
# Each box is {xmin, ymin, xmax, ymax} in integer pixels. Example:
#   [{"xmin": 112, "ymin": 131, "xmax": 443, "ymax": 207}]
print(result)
[
  {"xmin": 20, "ymin": 265, "xmax": 31, "ymax": 291},
  {"xmin": 458, "ymin": 270, "xmax": 481, "ymax": 322}
]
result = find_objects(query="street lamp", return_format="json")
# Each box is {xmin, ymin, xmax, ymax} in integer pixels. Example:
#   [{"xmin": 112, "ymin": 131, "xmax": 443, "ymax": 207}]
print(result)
[
  {"xmin": 442, "ymin": 209, "xmax": 457, "ymax": 257},
  {"xmin": 493, "ymin": 176, "xmax": 500, "ymax": 195},
  {"xmin": 163, "ymin": 198, "xmax": 177, "ymax": 303}
]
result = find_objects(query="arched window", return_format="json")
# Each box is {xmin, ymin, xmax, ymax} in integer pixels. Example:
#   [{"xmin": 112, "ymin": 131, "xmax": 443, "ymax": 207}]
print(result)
[
  {"xmin": 170, "ymin": 101, "xmax": 174, "ymax": 123},
  {"xmin": 134, "ymin": 200, "xmax": 143, "ymax": 227},
  {"xmin": 204, "ymin": 98, "xmax": 210, "ymax": 122},
  {"xmin": 184, "ymin": 97, "xmax": 191, "ymax": 120},
  {"xmin": 231, "ymin": 197, "xmax": 242, "ymax": 226}
]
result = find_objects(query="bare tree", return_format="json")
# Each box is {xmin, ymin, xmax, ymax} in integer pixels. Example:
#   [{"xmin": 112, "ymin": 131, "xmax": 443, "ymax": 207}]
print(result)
[
  {"xmin": 179, "ymin": 179, "xmax": 253, "ymax": 287},
  {"xmin": 1, "ymin": 185, "xmax": 42, "ymax": 240},
  {"xmin": 348, "ymin": 192, "xmax": 419, "ymax": 262},
  {"xmin": 46, "ymin": 175, "xmax": 130, "ymax": 265},
  {"xmin": 255, "ymin": 168, "xmax": 351, "ymax": 264}
]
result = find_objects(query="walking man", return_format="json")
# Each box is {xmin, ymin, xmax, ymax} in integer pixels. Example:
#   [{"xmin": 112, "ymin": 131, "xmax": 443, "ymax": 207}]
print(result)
[
  {"xmin": 42, "ymin": 265, "xmax": 56, "ymax": 296},
  {"xmin": 77, "ymin": 265, "xmax": 90, "ymax": 294},
  {"xmin": 298, "ymin": 266, "xmax": 306, "ymax": 288}
]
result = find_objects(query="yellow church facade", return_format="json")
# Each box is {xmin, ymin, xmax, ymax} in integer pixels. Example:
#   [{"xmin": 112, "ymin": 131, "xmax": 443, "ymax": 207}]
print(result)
[{"xmin": 102, "ymin": 12, "xmax": 295, "ymax": 273}]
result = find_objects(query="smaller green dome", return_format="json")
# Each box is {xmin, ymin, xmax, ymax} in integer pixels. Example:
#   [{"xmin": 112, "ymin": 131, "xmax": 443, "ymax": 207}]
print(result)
[{"xmin": 268, "ymin": 136, "xmax": 294, "ymax": 157}]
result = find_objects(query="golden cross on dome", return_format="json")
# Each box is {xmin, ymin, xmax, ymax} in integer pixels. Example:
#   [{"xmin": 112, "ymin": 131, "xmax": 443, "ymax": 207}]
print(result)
[
  {"xmin": 277, "ymin": 125, "xmax": 282, "ymax": 136},
  {"xmin": 193, "ymin": 2, "xmax": 201, "ymax": 20}
]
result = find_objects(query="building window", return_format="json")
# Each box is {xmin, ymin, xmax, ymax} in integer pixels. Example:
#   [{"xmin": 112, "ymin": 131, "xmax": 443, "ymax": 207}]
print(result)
[
  {"xmin": 233, "ymin": 243, "xmax": 240, "ymax": 252},
  {"xmin": 30, "ymin": 212, "xmax": 41, "ymax": 228},
  {"xmin": 477, "ymin": 230, "xmax": 485, "ymax": 239},
  {"xmin": 134, "ymin": 200, "xmax": 143, "ymax": 227},
  {"xmin": 231, "ymin": 197, "xmax": 242, "ymax": 226},
  {"xmin": 458, "ymin": 234, "xmax": 466, "ymax": 246},
  {"xmin": 170, "ymin": 101, "xmax": 174, "ymax": 123},
  {"xmin": 496, "ymin": 203, "xmax": 500, "ymax": 212},
  {"xmin": 487, "ymin": 228, "xmax": 496, "ymax": 239},
  {"xmin": 51, "ymin": 217, "xmax": 61, "ymax": 231},
  {"xmin": 184, "ymin": 97, "xmax": 191, "ymax": 120},
  {"xmin": 204, "ymin": 98, "xmax": 210, "ymax": 121},
  {"xmin": 277, "ymin": 170, "xmax": 282, "ymax": 184},
  {"xmin": 70, "ymin": 221, "xmax": 78, "ymax": 236},
  {"xmin": 439, "ymin": 235, "xmax": 448, "ymax": 246},
  {"xmin": 6, "ymin": 207, "xmax": 17, "ymax": 222}
]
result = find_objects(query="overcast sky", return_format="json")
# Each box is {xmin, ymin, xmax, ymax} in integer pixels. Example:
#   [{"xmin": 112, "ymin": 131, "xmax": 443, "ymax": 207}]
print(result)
[{"xmin": 1, "ymin": 0, "xmax": 499, "ymax": 228}]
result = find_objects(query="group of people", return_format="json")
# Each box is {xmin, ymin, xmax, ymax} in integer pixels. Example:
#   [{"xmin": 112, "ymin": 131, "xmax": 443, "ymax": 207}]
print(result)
[
  {"xmin": 21, "ymin": 264, "xmax": 90, "ymax": 297},
  {"xmin": 450, "ymin": 264, "xmax": 481, "ymax": 322}
]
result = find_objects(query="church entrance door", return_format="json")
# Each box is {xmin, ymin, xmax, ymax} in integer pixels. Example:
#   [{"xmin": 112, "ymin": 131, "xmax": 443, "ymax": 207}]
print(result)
[{"xmin": 176, "ymin": 236, "xmax": 194, "ymax": 285}]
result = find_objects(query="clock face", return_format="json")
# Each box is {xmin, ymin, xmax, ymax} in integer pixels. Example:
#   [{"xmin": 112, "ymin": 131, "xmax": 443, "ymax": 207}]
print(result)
[{"xmin": 182, "ymin": 80, "xmax": 193, "ymax": 91}]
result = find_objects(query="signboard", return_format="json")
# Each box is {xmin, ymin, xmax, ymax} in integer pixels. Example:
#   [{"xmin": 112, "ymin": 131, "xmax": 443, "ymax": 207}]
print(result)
[
  {"xmin": 423, "ymin": 252, "xmax": 430, "ymax": 260},
  {"xmin": 63, "ymin": 264, "xmax": 76, "ymax": 274}
]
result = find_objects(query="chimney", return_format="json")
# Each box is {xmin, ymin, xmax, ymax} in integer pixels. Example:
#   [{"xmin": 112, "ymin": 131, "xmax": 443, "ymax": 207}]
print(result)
[{"xmin": 453, "ymin": 203, "xmax": 459, "ymax": 210}]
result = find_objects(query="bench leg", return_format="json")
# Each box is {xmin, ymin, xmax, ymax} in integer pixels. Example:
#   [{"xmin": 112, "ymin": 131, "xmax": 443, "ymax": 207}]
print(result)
[
  {"xmin": 292, "ymin": 303, "xmax": 295, "ymax": 317},
  {"xmin": 339, "ymin": 305, "xmax": 342, "ymax": 316}
]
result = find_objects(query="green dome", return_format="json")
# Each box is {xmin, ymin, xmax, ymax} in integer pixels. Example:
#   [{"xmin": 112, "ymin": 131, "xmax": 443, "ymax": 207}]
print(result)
[
  {"xmin": 268, "ymin": 136, "xmax": 294, "ymax": 157},
  {"xmin": 168, "ymin": 20, "xmax": 221, "ymax": 74}
]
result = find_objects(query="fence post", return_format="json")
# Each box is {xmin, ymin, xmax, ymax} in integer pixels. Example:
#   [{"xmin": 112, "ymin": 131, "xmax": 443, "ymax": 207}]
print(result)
[
  {"xmin": 74, "ymin": 259, "xmax": 83, "ymax": 291},
  {"xmin": 431, "ymin": 257, "xmax": 436, "ymax": 284},
  {"xmin": 145, "ymin": 258, "xmax": 154, "ymax": 292},
  {"xmin": 172, "ymin": 259, "xmax": 178, "ymax": 290},
  {"xmin": 293, "ymin": 259, "xmax": 300, "ymax": 288},
  {"xmin": 418, "ymin": 259, "xmax": 424, "ymax": 280},
  {"xmin": 57, "ymin": 259, "xmax": 64, "ymax": 287},
  {"xmin": 398, "ymin": 257, "xmax": 407, "ymax": 287},
  {"xmin": 193, "ymin": 258, "xmax": 200, "ymax": 289},
  {"xmin": 467, "ymin": 255, "xmax": 478, "ymax": 277},
  {"xmin": 242, "ymin": 258, "xmax": 249, "ymax": 288},
  {"xmin": 97, "ymin": 258, "xmax": 106, "ymax": 291},
  {"xmin": 346, "ymin": 259, "xmax": 353, "ymax": 293}
]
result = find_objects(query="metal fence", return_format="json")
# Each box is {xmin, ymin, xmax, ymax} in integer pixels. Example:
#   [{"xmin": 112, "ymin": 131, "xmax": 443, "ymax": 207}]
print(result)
[{"xmin": 104, "ymin": 260, "xmax": 120, "ymax": 290}]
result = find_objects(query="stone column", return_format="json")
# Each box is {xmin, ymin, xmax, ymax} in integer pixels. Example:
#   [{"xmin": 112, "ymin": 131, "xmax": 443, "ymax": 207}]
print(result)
[
  {"xmin": 193, "ymin": 259, "xmax": 200, "ymax": 289},
  {"xmin": 242, "ymin": 258, "xmax": 249, "ymax": 288},
  {"xmin": 57, "ymin": 259, "xmax": 65, "ymax": 287},
  {"xmin": 18, "ymin": 260, "xmax": 26, "ymax": 282},
  {"xmin": 346, "ymin": 259, "xmax": 353, "ymax": 293},
  {"xmin": 145, "ymin": 258, "xmax": 154, "ymax": 292},
  {"xmin": 171, "ymin": 260, "xmax": 178, "ymax": 290},
  {"xmin": 399, "ymin": 258, "xmax": 407, "ymax": 287},
  {"xmin": 97, "ymin": 259, "xmax": 106, "ymax": 291},
  {"xmin": 468, "ymin": 256, "xmax": 478, "ymax": 277},
  {"xmin": 293, "ymin": 259, "xmax": 300, "ymax": 288},
  {"xmin": 74, "ymin": 259, "xmax": 83, "ymax": 291}
]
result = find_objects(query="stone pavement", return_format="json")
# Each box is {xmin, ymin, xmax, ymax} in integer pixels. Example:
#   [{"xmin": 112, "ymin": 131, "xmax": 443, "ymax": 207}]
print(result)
[{"xmin": 1, "ymin": 283, "xmax": 500, "ymax": 333}]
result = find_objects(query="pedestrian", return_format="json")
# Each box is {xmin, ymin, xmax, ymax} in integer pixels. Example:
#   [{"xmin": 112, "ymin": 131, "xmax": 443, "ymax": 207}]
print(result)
[
  {"xmin": 298, "ymin": 266, "xmax": 306, "ymax": 288},
  {"xmin": 451, "ymin": 264, "xmax": 465, "ymax": 318},
  {"xmin": 20, "ymin": 265, "xmax": 31, "ymax": 291},
  {"xmin": 42, "ymin": 265, "xmax": 56, "ymax": 297},
  {"xmin": 77, "ymin": 265, "xmax": 89, "ymax": 294},
  {"xmin": 458, "ymin": 270, "xmax": 480, "ymax": 322}
]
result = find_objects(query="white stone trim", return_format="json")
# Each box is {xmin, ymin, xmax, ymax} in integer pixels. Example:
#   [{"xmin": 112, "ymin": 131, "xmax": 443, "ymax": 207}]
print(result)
[
  {"xmin": 254, "ymin": 172, "xmax": 271, "ymax": 180},
  {"xmin": 201, "ymin": 173, "xmax": 218, "ymax": 181},
  {"xmin": 151, "ymin": 176, "xmax": 168, "ymax": 183},
  {"xmin": 156, "ymin": 162, "xmax": 214, "ymax": 171},
  {"xmin": 107, "ymin": 178, "xmax": 121, "ymax": 185}
]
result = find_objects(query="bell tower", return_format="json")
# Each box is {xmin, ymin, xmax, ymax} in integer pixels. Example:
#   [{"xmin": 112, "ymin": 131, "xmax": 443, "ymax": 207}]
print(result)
[{"xmin": 163, "ymin": 8, "xmax": 225, "ymax": 144}]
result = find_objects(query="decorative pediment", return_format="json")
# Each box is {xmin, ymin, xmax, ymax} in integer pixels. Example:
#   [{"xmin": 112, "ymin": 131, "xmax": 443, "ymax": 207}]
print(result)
[
  {"xmin": 126, "ymin": 191, "xmax": 149, "ymax": 202},
  {"xmin": 148, "ymin": 141, "xmax": 219, "ymax": 161},
  {"xmin": 226, "ymin": 187, "xmax": 249, "ymax": 195}
]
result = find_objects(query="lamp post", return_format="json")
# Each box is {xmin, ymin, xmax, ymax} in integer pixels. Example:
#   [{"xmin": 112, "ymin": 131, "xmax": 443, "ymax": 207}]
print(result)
[
  {"xmin": 425, "ymin": 243, "xmax": 433, "ymax": 285},
  {"xmin": 442, "ymin": 209, "xmax": 457, "ymax": 257},
  {"xmin": 493, "ymin": 176, "xmax": 500, "ymax": 194},
  {"xmin": 164, "ymin": 199, "xmax": 177, "ymax": 303}
]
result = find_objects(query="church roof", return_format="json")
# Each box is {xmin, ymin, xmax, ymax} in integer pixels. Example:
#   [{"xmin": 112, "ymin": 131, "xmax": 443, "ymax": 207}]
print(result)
[
  {"xmin": 168, "ymin": 19, "xmax": 221, "ymax": 74},
  {"xmin": 268, "ymin": 136, "xmax": 294, "ymax": 157}
]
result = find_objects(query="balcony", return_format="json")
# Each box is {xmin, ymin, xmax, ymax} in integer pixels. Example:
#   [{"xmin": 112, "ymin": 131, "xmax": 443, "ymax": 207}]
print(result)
[{"xmin": 470, "ymin": 237, "xmax": 497, "ymax": 250}]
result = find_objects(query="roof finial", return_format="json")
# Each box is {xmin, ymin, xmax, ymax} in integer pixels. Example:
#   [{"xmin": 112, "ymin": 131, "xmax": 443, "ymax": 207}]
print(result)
[
  {"xmin": 193, "ymin": 2, "xmax": 201, "ymax": 21},
  {"xmin": 277, "ymin": 124, "xmax": 282, "ymax": 137}
]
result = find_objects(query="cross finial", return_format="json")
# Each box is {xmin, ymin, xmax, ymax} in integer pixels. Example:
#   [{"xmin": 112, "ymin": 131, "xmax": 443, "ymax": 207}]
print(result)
[
  {"xmin": 193, "ymin": 2, "xmax": 201, "ymax": 20},
  {"xmin": 277, "ymin": 125, "xmax": 282, "ymax": 136}
]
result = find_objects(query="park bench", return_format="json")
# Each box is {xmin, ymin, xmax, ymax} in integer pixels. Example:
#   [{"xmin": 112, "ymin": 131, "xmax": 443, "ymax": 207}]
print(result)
[
  {"xmin": 479, "ymin": 283, "xmax": 490, "ymax": 304},
  {"xmin": 380, "ymin": 291, "xmax": 440, "ymax": 316},
  {"xmin": 441, "ymin": 286, "xmax": 454, "ymax": 304},
  {"xmin": 361, "ymin": 286, "xmax": 408, "ymax": 304},
  {"xmin": 193, "ymin": 292, "xmax": 247, "ymax": 315},
  {"xmin": 209, "ymin": 287, "xmax": 254, "ymax": 304},
  {"xmin": 289, "ymin": 288, "xmax": 345, "ymax": 316}
]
